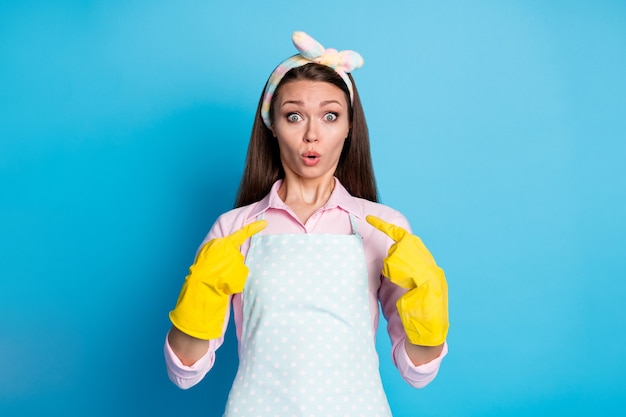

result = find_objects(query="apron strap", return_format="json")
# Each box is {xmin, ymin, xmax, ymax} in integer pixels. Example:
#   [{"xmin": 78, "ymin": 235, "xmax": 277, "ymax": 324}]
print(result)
[{"xmin": 348, "ymin": 212, "xmax": 362, "ymax": 239}]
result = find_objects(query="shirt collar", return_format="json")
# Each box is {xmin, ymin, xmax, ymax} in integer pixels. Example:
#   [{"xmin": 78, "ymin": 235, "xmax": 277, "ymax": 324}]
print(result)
[{"xmin": 245, "ymin": 177, "xmax": 364, "ymax": 221}]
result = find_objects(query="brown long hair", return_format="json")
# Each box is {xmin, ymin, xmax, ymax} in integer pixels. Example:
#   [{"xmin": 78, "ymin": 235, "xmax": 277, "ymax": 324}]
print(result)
[{"xmin": 234, "ymin": 63, "xmax": 378, "ymax": 208}]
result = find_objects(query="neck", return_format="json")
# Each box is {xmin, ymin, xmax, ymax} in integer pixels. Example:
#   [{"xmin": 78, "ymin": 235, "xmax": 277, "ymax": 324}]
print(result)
[{"xmin": 278, "ymin": 176, "xmax": 336, "ymax": 223}]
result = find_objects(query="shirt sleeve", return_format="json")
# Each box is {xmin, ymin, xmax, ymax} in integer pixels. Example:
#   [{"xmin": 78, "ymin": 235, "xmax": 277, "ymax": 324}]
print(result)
[
  {"xmin": 395, "ymin": 340, "xmax": 448, "ymax": 388},
  {"xmin": 164, "ymin": 332, "xmax": 220, "ymax": 389}
]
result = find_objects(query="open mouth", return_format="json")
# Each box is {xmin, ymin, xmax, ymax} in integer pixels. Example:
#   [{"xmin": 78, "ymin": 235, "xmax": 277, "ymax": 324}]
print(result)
[
  {"xmin": 302, "ymin": 152, "xmax": 321, "ymax": 165},
  {"xmin": 303, "ymin": 152, "xmax": 320, "ymax": 159}
]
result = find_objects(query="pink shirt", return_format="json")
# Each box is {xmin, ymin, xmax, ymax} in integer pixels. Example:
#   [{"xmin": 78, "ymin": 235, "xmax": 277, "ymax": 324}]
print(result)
[{"xmin": 165, "ymin": 178, "xmax": 448, "ymax": 389}]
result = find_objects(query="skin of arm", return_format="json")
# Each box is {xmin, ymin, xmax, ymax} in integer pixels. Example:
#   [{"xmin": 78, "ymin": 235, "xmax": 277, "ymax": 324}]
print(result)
[
  {"xmin": 167, "ymin": 326, "xmax": 212, "ymax": 366},
  {"xmin": 404, "ymin": 340, "xmax": 445, "ymax": 366}
]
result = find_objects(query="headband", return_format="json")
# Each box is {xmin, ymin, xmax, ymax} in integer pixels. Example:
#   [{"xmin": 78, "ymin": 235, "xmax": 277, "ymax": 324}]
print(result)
[{"xmin": 260, "ymin": 31, "xmax": 364, "ymax": 129}]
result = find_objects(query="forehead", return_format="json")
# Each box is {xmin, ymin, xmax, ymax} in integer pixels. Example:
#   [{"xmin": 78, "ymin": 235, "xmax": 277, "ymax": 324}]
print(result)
[{"xmin": 276, "ymin": 80, "xmax": 347, "ymax": 105}]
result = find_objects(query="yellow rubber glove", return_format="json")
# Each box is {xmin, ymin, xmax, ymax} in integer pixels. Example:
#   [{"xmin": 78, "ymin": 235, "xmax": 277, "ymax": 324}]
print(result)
[
  {"xmin": 169, "ymin": 220, "xmax": 267, "ymax": 340},
  {"xmin": 366, "ymin": 215, "xmax": 449, "ymax": 346}
]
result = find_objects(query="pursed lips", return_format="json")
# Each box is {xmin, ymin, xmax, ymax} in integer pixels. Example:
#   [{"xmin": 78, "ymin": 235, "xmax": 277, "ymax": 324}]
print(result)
[{"xmin": 302, "ymin": 151, "xmax": 321, "ymax": 165}]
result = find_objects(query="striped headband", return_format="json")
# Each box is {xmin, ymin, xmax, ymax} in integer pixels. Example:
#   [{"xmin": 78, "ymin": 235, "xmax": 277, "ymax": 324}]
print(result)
[{"xmin": 260, "ymin": 31, "xmax": 364, "ymax": 129}]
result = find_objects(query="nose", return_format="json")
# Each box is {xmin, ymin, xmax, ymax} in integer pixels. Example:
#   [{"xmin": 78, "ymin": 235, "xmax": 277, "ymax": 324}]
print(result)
[{"xmin": 304, "ymin": 120, "xmax": 319, "ymax": 143}]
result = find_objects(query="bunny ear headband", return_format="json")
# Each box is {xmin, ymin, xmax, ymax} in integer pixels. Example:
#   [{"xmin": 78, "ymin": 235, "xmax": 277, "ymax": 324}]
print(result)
[{"xmin": 260, "ymin": 31, "xmax": 364, "ymax": 129}]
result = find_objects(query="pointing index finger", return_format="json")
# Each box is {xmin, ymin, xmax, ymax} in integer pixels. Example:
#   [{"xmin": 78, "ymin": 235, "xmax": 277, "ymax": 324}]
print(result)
[
  {"xmin": 366, "ymin": 215, "xmax": 407, "ymax": 242},
  {"xmin": 228, "ymin": 220, "xmax": 268, "ymax": 245}
]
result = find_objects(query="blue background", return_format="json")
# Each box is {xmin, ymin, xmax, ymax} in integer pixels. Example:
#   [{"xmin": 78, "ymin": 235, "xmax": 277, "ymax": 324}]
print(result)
[{"xmin": 1, "ymin": 1, "xmax": 625, "ymax": 416}]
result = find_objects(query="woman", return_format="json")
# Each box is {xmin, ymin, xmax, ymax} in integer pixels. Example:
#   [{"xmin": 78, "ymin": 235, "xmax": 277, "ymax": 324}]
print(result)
[{"xmin": 165, "ymin": 31, "xmax": 449, "ymax": 416}]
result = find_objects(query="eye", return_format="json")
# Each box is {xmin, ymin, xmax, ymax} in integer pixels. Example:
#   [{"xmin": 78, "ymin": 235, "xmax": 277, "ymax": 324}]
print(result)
[
  {"xmin": 323, "ymin": 112, "xmax": 338, "ymax": 122},
  {"xmin": 286, "ymin": 113, "xmax": 302, "ymax": 122}
]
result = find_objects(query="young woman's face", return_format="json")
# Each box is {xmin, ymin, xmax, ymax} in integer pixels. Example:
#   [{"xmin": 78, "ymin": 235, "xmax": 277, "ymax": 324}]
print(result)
[{"xmin": 271, "ymin": 80, "xmax": 351, "ymax": 183}]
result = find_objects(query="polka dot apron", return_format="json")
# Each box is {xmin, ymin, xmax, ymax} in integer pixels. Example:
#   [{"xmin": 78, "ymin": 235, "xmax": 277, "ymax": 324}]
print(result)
[{"xmin": 223, "ymin": 214, "xmax": 392, "ymax": 416}]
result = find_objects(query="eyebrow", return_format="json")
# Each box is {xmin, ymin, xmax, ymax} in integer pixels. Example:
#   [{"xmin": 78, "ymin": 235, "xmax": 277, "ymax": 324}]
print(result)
[{"xmin": 281, "ymin": 100, "xmax": 344, "ymax": 107}]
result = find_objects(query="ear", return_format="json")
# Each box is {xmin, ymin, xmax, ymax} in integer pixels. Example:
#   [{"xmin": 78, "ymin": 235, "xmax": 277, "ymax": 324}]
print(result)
[{"xmin": 270, "ymin": 125, "xmax": 276, "ymax": 138}]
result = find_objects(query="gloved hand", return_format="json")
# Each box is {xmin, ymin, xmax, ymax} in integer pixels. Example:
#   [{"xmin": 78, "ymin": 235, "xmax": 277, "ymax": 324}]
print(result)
[
  {"xmin": 366, "ymin": 215, "xmax": 449, "ymax": 346},
  {"xmin": 169, "ymin": 220, "xmax": 267, "ymax": 340}
]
